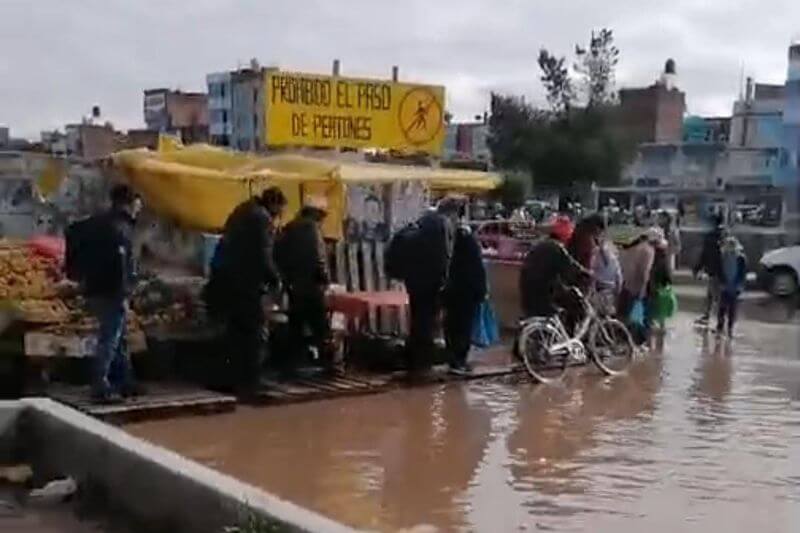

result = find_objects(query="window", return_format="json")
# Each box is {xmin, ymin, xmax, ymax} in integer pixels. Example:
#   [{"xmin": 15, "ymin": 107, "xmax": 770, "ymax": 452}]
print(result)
[
  {"xmin": 253, "ymin": 114, "xmax": 258, "ymax": 130},
  {"xmin": 253, "ymin": 89, "xmax": 258, "ymax": 104},
  {"xmin": 222, "ymin": 110, "xmax": 228, "ymax": 123},
  {"xmin": 220, "ymin": 84, "xmax": 226, "ymax": 99}
]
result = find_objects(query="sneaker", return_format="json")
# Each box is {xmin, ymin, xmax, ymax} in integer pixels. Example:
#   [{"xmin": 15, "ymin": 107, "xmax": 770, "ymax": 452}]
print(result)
[
  {"xmin": 448, "ymin": 362, "xmax": 474, "ymax": 376},
  {"xmin": 694, "ymin": 315, "xmax": 709, "ymax": 325},
  {"xmin": 119, "ymin": 382, "xmax": 146, "ymax": 399},
  {"xmin": 90, "ymin": 390, "xmax": 123, "ymax": 405}
]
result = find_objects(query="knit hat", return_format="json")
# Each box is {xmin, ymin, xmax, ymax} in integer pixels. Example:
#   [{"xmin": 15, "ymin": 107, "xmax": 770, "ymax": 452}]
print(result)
[
  {"xmin": 550, "ymin": 215, "xmax": 574, "ymax": 244},
  {"xmin": 303, "ymin": 195, "xmax": 329, "ymax": 213},
  {"xmin": 644, "ymin": 226, "xmax": 667, "ymax": 248},
  {"xmin": 722, "ymin": 235, "xmax": 742, "ymax": 252}
]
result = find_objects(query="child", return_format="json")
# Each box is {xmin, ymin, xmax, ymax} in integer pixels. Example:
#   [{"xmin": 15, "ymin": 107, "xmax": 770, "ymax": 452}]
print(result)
[{"xmin": 717, "ymin": 236, "xmax": 747, "ymax": 337}]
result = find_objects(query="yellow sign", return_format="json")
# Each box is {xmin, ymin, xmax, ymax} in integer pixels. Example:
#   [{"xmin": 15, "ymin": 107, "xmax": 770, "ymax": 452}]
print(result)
[{"xmin": 265, "ymin": 71, "xmax": 445, "ymax": 155}]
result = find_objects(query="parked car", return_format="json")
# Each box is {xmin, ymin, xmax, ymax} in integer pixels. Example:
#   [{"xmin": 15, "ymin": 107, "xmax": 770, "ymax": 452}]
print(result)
[{"xmin": 758, "ymin": 245, "xmax": 800, "ymax": 296}]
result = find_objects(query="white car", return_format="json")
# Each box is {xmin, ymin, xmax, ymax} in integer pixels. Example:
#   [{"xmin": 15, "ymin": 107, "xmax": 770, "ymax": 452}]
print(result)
[{"xmin": 758, "ymin": 246, "xmax": 800, "ymax": 296}]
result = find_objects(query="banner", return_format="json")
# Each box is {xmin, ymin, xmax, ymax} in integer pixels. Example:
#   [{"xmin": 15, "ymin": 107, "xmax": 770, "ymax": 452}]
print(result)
[{"xmin": 265, "ymin": 71, "xmax": 446, "ymax": 155}]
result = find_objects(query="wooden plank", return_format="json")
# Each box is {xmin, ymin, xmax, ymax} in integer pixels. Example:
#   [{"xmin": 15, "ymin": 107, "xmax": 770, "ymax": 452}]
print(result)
[
  {"xmin": 334, "ymin": 241, "xmax": 347, "ymax": 286},
  {"xmin": 360, "ymin": 241, "xmax": 377, "ymax": 332},
  {"xmin": 45, "ymin": 383, "xmax": 236, "ymax": 423},
  {"xmin": 347, "ymin": 243, "xmax": 360, "ymax": 291},
  {"xmin": 373, "ymin": 241, "xmax": 393, "ymax": 334}
]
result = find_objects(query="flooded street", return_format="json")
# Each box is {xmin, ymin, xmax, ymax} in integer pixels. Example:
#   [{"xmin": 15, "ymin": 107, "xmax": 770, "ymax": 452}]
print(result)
[{"xmin": 128, "ymin": 315, "xmax": 800, "ymax": 532}]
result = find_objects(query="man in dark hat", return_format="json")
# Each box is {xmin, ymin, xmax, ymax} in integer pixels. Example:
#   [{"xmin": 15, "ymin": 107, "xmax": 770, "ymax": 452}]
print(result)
[
  {"xmin": 209, "ymin": 187, "xmax": 287, "ymax": 392},
  {"xmin": 402, "ymin": 196, "xmax": 462, "ymax": 374},
  {"xmin": 275, "ymin": 196, "xmax": 332, "ymax": 373}
]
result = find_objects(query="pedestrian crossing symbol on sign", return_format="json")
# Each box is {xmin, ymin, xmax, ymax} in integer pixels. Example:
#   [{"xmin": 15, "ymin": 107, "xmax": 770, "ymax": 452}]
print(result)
[{"xmin": 399, "ymin": 88, "xmax": 444, "ymax": 146}]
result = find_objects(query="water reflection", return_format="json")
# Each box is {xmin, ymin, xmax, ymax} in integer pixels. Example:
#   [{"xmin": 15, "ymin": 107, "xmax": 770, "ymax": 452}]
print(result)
[{"xmin": 129, "ymin": 316, "xmax": 800, "ymax": 532}]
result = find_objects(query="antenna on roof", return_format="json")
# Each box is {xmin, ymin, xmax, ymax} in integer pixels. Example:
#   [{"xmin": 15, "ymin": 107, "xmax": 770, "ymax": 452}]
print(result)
[{"xmin": 738, "ymin": 62, "xmax": 744, "ymax": 100}]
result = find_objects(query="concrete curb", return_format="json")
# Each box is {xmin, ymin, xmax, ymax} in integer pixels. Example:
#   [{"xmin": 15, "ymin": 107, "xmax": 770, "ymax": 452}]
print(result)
[{"xmin": 3, "ymin": 399, "xmax": 357, "ymax": 533}]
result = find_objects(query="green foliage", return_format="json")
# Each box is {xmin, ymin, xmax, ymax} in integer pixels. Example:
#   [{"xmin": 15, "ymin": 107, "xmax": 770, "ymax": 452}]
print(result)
[
  {"xmin": 574, "ymin": 28, "xmax": 620, "ymax": 107},
  {"xmin": 489, "ymin": 28, "xmax": 626, "ymax": 192},
  {"xmin": 492, "ymin": 172, "xmax": 529, "ymax": 210},
  {"xmin": 538, "ymin": 50, "xmax": 574, "ymax": 116}
]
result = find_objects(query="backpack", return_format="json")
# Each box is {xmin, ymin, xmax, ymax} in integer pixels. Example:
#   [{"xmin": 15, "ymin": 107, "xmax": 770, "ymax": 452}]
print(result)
[
  {"xmin": 384, "ymin": 223, "xmax": 419, "ymax": 281},
  {"xmin": 64, "ymin": 216, "xmax": 99, "ymax": 282},
  {"xmin": 64, "ymin": 214, "xmax": 123, "ymax": 293}
]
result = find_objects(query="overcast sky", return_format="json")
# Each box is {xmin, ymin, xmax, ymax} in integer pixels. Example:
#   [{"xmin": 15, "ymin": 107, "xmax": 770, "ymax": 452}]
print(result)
[{"xmin": 1, "ymin": 0, "xmax": 798, "ymax": 138}]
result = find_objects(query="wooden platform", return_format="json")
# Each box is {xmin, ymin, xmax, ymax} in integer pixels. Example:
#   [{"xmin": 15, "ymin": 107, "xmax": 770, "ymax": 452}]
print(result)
[
  {"xmin": 244, "ymin": 363, "xmax": 523, "ymax": 406},
  {"xmin": 45, "ymin": 382, "xmax": 237, "ymax": 424}
]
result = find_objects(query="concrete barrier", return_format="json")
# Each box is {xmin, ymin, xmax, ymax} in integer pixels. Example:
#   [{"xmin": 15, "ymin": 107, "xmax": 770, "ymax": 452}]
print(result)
[{"xmin": 1, "ymin": 399, "xmax": 356, "ymax": 533}]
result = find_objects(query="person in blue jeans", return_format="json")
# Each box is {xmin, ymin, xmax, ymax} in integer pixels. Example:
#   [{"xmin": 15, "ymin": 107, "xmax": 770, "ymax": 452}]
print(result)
[
  {"xmin": 717, "ymin": 236, "xmax": 747, "ymax": 338},
  {"xmin": 83, "ymin": 185, "xmax": 141, "ymax": 403}
]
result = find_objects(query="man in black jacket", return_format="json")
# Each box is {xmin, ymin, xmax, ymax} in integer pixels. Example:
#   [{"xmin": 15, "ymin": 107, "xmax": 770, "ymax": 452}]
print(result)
[
  {"xmin": 84, "ymin": 184, "xmax": 141, "ymax": 403},
  {"xmin": 443, "ymin": 225, "xmax": 487, "ymax": 374},
  {"xmin": 275, "ymin": 196, "xmax": 331, "ymax": 372},
  {"xmin": 211, "ymin": 187, "xmax": 287, "ymax": 391},
  {"xmin": 403, "ymin": 197, "xmax": 461, "ymax": 374},
  {"xmin": 693, "ymin": 214, "xmax": 726, "ymax": 325},
  {"xmin": 520, "ymin": 230, "xmax": 591, "ymax": 319}
]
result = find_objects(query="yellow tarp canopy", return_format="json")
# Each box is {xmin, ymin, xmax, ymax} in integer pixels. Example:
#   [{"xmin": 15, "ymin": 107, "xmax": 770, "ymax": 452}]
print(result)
[{"xmin": 111, "ymin": 144, "xmax": 499, "ymax": 239}]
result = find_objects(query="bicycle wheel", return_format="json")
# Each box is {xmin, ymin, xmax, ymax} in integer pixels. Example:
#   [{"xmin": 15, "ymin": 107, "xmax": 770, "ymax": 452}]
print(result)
[
  {"xmin": 518, "ymin": 320, "xmax": 570, "ymax": 383},
  {"xmin": 588, "ymin": 318, "xmax": 635, "ymax": 376}
]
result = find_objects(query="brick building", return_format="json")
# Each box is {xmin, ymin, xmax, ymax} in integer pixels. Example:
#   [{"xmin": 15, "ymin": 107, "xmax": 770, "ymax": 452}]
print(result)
[
  {"xmin": 617, "ymin": 60, "xmax": 686, "ymax": 145},
  {"xmin": 143, "ymin": 89, "xmax": 208, "ymax": 144}
]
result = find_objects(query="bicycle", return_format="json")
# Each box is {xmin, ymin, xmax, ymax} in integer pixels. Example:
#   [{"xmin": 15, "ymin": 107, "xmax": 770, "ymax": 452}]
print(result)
[{"xmin": 514, "ymin": 285, "xmax": 635, "ymax": 384}]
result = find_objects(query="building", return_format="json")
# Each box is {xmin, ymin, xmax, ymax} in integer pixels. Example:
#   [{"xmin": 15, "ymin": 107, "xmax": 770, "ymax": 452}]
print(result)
[
  {"xmin": 0, "ymin": 127, "xmax": 9, "ymax": 148},
  {"xmin": 779, "ymin": 43, "xmax": 800, "ymax": 193},
  {"xmin": 40, "ymin": 130, "xmax": 68, "ymax": 156},
  {"xmin": 230, "ymin": 67, "xmax": 267, "ymax": 151},
  {"xmin": 143, "ymin": 89, "xmax": 208, "ymax": 144},
  {"xmin": 64, "ymin": 123, "xmax": 121, "ymax": 160},
  {"xmin": 617, "ymin": 59, "xmax": 686, "ymax": 145},
  {"xmin": 206, "ymin": 72, "xmax": 233, "ymax": 147},
  {"xmin": 441, "ymin": 117, "xmax": 491, "ymax": 170},
  {"xmin": 206, "ymin": 60, "xmax": 271, "ymax": 150}
]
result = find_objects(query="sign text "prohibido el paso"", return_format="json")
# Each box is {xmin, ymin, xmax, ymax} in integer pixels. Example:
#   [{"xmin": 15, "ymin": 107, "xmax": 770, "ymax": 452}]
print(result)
[{"xmin": 265, "ymin": 71, "xmax": 445, "ymax": 155}]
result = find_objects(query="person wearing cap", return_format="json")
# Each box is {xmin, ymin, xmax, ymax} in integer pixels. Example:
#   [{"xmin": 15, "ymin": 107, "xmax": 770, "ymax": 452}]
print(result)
[
  {"xmin": 693, "ymin": 213, "xmax": 727, "ymax": 326},
  {"xmin": 519, "ymin": 223, "xmax": 591, "ymax": 321},
  {"xmin": 275, "ymin": 195, "xmax": 332, "ymax": 373},
  {"xmin": 717, "ymin": 236, "xmax": 747, "ymax": 337},
  {"xmin": 83, "ymin": 184, "xmax": 142, "ymax": 403},
  {"xmin": 209, "ymin": 187, "xmax": 287, "ymax": 393},
  {"xmin": 403, "ymin": 196, "xmax": 461, "ymax": 374}
]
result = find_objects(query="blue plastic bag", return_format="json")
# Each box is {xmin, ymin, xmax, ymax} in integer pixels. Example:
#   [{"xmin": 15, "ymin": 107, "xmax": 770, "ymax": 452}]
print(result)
[
  {"xmin": 628, "ymin": 298, "xmax": 646, "ymax": 328},
  {"xmin": 471, "ymin": 301, "xmax": 500, "ymax": 348}
]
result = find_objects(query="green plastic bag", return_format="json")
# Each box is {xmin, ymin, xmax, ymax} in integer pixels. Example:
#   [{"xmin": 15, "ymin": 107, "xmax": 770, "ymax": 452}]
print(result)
[{"xmin": 652, "ymin": 285, "xmax": 678, "ymax": 322}]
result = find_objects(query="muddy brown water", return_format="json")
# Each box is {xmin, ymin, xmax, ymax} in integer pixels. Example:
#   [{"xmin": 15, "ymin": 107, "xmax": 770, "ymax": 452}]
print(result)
[{"xmin": 128, "ymin": 315, "xmax": 800, "ymax": 532}]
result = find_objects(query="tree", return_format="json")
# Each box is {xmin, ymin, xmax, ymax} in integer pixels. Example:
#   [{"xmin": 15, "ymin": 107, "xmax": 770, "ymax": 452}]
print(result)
[
  {"xmin": 538, "ymin": 49, "xmax": 573, "ymax": 116},
  {"xmin": 488, "ymin": 28, "xmax": 626, "ymax": 192},
  {"xmin": 574, "ymin": 28, "xmax": 619, "ymax": 107}
]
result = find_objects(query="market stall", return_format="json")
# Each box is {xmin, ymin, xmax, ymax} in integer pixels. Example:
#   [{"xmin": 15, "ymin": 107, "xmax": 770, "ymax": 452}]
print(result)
[{"xmin": 111, "ymin": 144, "xmax": 500, "ymax": 344}]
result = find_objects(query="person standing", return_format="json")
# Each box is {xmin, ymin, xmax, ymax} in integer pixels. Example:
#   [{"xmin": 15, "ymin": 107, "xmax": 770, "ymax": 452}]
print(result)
[
  {"xmin": 592, "ymin": 237, "xmax": 623, "ymax": 314},
  {"xmin": 658, "ymin": 210, "xmax": 681, "ymax": 271},
  {"xmin": 209, "ymin": 187, "xmax": 287, "ymax": 393},
  {"xmin": 618, "ymin": 228, "xmax": 660, "ymax": 344},
  {"xmin": 402, "ymin": 197, "xmax": 461, "ymax": 374},
  {"xmin": 443, "ymin": 224, "xmax": 487, "ymax": 375},
  {"xmin": 693, "ymin": 214, "xmax": 726, "ymax": 326},
  {"xmin": 647, "ymin": 230, "xmax": 673, "ymax": 334},
  {"xmin": 81, "ymin": 184, "xmax": 141, "ymax": 403},
  {"xmin": 275, "ymin": 196, "xmax": 332, "ymax": 373},
  {"xmin": 717, "ymin": 236, "xmax": 747, "ymax": 337}
]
